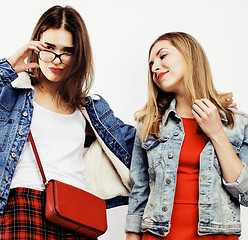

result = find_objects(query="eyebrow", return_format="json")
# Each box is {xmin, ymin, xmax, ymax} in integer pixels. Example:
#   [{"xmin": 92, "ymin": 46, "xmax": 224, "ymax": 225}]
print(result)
[
  {"xmin": 45, "ymin": 42, "xmax": 74, "ymax": 51},
  {"xmin": 156, "ymin": 48, "xmax": 165, "ymax": 56}
]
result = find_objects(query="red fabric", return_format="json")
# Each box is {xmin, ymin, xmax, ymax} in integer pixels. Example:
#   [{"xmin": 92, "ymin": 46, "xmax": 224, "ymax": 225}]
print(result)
[
  {"xmin": 174, "ymin": 118, "xmax": 208, "ymax": 204},
  {"xmin": 0, "ymin": 188, "xmax": 94, "ymax": 240},
  {"xmin": 142, "ymin": 118, "xmax": 238, "ymax": 240}
]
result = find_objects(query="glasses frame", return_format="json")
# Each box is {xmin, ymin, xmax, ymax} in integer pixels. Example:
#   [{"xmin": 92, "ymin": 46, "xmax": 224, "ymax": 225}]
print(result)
[{"xmin": 38, "ymin": 50, "xmax": 72, "ymax": 64}]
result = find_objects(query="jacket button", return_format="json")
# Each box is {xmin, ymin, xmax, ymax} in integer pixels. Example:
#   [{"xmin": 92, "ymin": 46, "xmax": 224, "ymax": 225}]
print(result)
[
  {"xmin": 174, "ymin": 131, "xmax": 179, "ymax": 136},
  {"xmin": 18, "ymin": 130, "xmax": 24, "ymax": 136},
  {"xmin": 166, "ymin": 178, "xmax": 171, "ymax": 184},
  {"xmin": 11, "ymin": 152, "xmax": 16, "ymax": 158},
  {"xmin": 168, "ymin": 153, "xmax": 173, "ymax": 159},
  {"xmin": 5, "ymin": 176, "xmax": 8, "ymax": 182},
  {"xmin": 162, "ymin": 206, "xmax": 168, "ymax": 212},
  {"xmin": 158, "ymin": 228, "xmax": 164, "ymax": 234},
  {"xmin": 22, "ymin": 112, "xmax": 28, "ymax": 117}
]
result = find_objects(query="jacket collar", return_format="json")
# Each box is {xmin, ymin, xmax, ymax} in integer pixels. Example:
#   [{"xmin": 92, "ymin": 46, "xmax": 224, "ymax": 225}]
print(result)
[
  {"xmin": 161, "ymin": 98, "xmax": 178, "ymax": 125},
  {"xmin": 11, "ymin": 72, "xmax": 34, "ymax": 90},
  {"xmin": 161, "ymin": 98, "xmax": 228, "ymax": 124},
  {"xmin": 86, "ymin": 93, "xmax": 100, "ymax": 101},
  {"xmin": 10, "ymin": 72, "xmax": 100, "ymax": 101}
]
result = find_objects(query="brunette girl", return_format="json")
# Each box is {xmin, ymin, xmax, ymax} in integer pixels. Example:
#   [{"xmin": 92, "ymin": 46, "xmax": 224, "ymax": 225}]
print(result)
[{"xmin": 0, "ymin": 5, "xmax": 134, "ymax": 239}]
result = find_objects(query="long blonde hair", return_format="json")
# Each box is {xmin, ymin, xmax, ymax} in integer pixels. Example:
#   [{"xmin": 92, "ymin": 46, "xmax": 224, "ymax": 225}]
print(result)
[{"xmin": 137, "ymin": 32, "xmax": 234, "ymax": 142}]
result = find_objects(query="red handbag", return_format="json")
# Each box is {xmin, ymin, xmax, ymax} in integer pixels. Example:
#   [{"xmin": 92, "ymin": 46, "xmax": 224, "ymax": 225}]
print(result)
[{"xmin": 28, "ymin": 131, "xmax": 108, "ymax": 239}]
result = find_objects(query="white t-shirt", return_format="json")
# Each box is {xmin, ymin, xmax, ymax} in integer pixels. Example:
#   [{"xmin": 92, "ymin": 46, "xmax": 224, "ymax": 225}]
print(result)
[{"xmin": 10, "ymin": 101, "xmax": 87, "ymax": 191}]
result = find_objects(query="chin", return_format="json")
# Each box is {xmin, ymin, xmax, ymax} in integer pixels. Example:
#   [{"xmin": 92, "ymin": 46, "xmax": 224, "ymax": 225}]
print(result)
[{"xmin": 45, "ymin": 73, "xmax": 61, "ymax": 82}]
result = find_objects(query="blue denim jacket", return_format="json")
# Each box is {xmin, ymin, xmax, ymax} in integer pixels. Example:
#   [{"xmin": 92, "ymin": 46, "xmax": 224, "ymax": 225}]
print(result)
[
  {"xmin": 0, "ymin": 58, "xmax": 135, "ymax": 213},
  {"xmin": 126, "ymin": 98, "xmax": 248, "ymax": 237}
]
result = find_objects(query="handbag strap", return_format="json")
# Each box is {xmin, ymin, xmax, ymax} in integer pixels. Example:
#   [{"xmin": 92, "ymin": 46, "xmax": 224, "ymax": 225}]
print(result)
[{"xmin": 28, "ymin": 130, "xmax": 48, "ymax": 187}]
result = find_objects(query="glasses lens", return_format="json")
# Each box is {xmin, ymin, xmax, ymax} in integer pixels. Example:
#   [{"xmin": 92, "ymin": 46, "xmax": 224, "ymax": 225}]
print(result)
[
  {"xmin": 39, "ymin": 51, "xmax": 55, "ymax": 62},
  {"xmin": 60, "ymin": 54, "xmax": 72, "ymax": 64}
]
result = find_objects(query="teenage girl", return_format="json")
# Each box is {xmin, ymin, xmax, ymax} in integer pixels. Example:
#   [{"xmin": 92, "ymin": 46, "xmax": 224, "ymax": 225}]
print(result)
[
  {"xmin": 0, "ymin": 5, "xmax": 134, "ymax": 239},
  {"xmin": 126, "ymin": 32, "xmax": 247, "ymax": 240}
]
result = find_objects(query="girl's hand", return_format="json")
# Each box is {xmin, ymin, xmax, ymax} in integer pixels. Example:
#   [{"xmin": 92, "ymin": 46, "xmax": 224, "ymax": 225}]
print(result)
[
  {"xmin": 193, "ymin": 99, "xmax": 244, "ymax": 183},
  {"xmin": 126, "ymin": 233, "xmax": 142, "ymax": 240},
  {"xmin": 192, "ymin": 99, "xmax": 225, "ymax": 141},
  {"xmin": 7, "ymin": 41, "xmax": 47, "ymax": 73}
]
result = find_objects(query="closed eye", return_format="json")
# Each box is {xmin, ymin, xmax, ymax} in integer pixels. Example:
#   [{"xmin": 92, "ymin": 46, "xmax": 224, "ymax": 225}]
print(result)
[{"xmin": 160, "ymin": 54, "xmax": 167, "ymax": 60}]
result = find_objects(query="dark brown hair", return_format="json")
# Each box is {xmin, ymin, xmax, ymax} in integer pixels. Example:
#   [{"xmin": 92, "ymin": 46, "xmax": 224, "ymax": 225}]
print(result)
[{"xmin": 28, "ymin": 5, "xmax": 94, "ymax": 109}]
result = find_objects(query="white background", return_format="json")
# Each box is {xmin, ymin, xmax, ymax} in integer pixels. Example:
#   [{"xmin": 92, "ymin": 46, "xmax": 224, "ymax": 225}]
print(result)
[{"xmin": 1, "ymin": 0, "xmax": 248, "ymax": 239}]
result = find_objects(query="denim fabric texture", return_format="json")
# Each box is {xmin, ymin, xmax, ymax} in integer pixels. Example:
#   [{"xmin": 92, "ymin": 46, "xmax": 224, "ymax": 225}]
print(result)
[
  {"xmin": 126, "ymin": 98, "xmax": 248, "ymax": 237},
  {"xmin": 0, "ymin": 58, "xmax": 135, "ymax": 213}
]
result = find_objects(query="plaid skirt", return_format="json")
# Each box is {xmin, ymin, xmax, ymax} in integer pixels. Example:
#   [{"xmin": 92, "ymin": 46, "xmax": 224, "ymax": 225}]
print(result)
[{"xmin": 0, "ymin": 188, "xmax": 96, "ymax": 240}]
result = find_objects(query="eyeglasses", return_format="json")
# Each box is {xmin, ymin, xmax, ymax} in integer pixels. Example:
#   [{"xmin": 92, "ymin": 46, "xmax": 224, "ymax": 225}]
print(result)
[{"xmin": 38, "ymin": 50, "xmax": 72, "ymax": 64}]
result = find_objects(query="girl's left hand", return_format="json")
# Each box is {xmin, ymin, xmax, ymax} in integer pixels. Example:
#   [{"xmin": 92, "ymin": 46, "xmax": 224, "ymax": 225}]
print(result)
[{"xmin": 192, "ymin": 99, "xmax": 225, "ymax": 140}]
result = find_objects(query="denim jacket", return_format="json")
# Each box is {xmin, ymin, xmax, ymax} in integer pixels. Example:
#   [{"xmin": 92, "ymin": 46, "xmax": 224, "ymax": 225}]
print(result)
[
  {"xmin": 0, "ymin": 58, "xmax": 135, "ymax": 213},
  {"xmin": 126, "ymin": 98, "xmax": 248, "ymax": 237}
]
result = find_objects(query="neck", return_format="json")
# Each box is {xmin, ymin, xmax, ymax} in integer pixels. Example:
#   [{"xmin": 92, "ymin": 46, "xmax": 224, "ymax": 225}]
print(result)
[
  {"xmin": 33, "ymin": 83, "xmax": 74, "ymax": 115},
  {"xmin": 175, "ymin": 95, "xmax": 194, "ymax": 118},
  {"xmin": 36, "ymin": 75, "xmax": 59, "ymax": 95}
]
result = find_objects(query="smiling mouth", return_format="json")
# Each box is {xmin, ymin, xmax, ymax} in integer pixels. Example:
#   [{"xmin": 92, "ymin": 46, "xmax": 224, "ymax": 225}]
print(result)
[{"xmin": 157, "ymin": 71, "xmax": 168, "ymax": 81}]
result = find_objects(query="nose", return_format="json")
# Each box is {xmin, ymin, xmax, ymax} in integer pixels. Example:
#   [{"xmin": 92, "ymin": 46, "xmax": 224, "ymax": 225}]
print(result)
[
  {"xmin": 53, "ymin": 56, "xmax": 62, "ymax": 64},
  {"xmin": 151, "ymin": 58, "xmax": 161, "ymax": 73}
]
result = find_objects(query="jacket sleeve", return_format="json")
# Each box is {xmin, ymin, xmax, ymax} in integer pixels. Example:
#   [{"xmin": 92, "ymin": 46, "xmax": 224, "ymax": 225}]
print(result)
[
  {"xmin": 0, "ymin": 58, "xmax": 18, "ymax": 89},
  {"xmin": 116, "ymin": 117, "xmax": 136, "ymax": 158},
  {"xmin": 84, "ymin": 94, "xmax": 136, "ymax": 208},
  {"xmin": 86, "ymin": 94, "xmax": 135, "ymax": 168},
  {"xmin": 125, "ymin": 124, "xmax": 150, "ymax": 233},
  {"xmin": 223, "ymin": 117, "xmax": 248, "ymax": 206}
]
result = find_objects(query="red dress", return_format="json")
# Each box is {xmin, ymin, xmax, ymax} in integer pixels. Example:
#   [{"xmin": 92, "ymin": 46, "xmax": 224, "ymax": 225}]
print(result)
[{"xmin": 142, "ymin": 118, "xmax": 238, "ymax": 240}]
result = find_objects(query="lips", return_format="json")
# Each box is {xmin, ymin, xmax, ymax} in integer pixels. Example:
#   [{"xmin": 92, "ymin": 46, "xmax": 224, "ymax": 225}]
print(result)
[
  {"xmin": 157, "ymin": 71, "xmax": 168, "ymax": 81},
  {"xmin": 48, "ymin": 67, "xmax": 63, "ymax": 74}
]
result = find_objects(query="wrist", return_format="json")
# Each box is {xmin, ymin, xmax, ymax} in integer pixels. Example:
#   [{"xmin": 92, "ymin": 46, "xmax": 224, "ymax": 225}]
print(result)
[
  {"xmin": 210, "ymin": 130, "xmax": 228, "ymax": 145},
  {"xmin": 126, "ymin": 232, "xmax": 142, "ymax": 240},
  {"xmin": 6, "ymin": 57, "xmax": 16, "ymax": 70}
]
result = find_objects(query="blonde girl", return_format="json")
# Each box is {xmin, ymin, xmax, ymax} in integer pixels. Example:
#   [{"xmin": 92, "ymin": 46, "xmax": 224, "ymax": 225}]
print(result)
[{"xmin": 126, "ymin": 32, "xmax": 248, "ymax": 240}]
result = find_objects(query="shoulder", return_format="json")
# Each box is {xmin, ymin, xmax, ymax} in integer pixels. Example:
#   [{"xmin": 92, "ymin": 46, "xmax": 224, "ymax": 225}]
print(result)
[
  {"xmin": 224, "ymin": 109, "xmax": 248, "ymax": 139},
  {"xmin": 135, "ymin": 121, "xmax": 143, "ymax": 133},
  {"xmin": 232, "ymin": 108, "xmax": 248, "ymax": 124},
  {"xmin": 85, "ymin": 94, "xmax": 111, "ymax": 111},
  {"xmin": 134, "ymin": 121, "xmax": 145, "ymax": 143},
  {"xmin": 85, "ymin": 93, "xmax": 109, "ymax": 106},
  {"xmin": 85, "ymin": 93, "xmax": 115, "ymax": 120}
]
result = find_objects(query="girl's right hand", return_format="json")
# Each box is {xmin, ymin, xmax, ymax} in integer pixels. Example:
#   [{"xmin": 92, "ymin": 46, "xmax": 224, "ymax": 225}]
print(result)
[
  {"xmin": 126, "ymin": 233, "xmax": 142, "ymax": 240},
  {"xmin": 7, "ymin": 41, "xmax": 47, "ymax": 73}
]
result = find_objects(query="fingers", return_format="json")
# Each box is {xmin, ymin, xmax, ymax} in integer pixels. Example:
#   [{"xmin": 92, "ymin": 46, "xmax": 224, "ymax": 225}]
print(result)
[
  {"xmin": 192, "ymin": 99, "xmax": 217, "ymax": 120},
  {"xmin": 7, "ymin": 41, "xmax": 47, "ymax": 73},
  {"xmin": 192, "ymin": 99, "xmax": 209, "ymax": 117},
  {"xmin": 27, "ymin": 41, "xmax": 47, "ymax": 54},
  {"xmin": 229, "ymin": 102, "xmax": 238, "ymax": 109},
  {"xmin": 15, "ymin": 41, "xmax": 47, "ymax": 60},
  {"xmin": 18, "ymin": 41, "xmax": 47, "ymax": 57},
  {"xmin": 192, "ymin": 107, "xmax": 201, "ymax": 121},
  {"xmin": 25, "ymin": 62, "xmax": 40, "ymax": 71}
]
